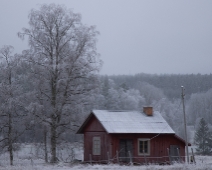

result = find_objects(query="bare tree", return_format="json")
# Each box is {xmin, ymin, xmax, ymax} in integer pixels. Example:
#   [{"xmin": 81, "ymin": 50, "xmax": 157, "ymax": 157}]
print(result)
[
  {"xmin": 0, "ymin": 45, "xmax": 29, "ymax": 165},
  {"xmin": 18, "ymin": 4, "xmax": 101, "ymax": 163}
]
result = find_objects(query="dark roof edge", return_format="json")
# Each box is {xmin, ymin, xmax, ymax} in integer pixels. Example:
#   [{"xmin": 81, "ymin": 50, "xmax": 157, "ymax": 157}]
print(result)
[
  {"xmin": 76, "ymin": 110, "xmax": 109, "ymax": 134},
  {"xmin": 174, "ymin": 134, "xmax": 191, "ymax": 146},
  {"xmin": 76, "ymin": 111, "xmax": 94, "ymax": 134}
]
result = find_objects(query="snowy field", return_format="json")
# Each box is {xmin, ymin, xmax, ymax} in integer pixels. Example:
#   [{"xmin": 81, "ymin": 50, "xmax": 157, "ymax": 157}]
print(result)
[
  {"xmin": 0, "ymin": 159, "xmax": 212, "ymax": 170},
  {"xmin": 0, "ymin": 144, "xmax": 212, "ymax": 170}
]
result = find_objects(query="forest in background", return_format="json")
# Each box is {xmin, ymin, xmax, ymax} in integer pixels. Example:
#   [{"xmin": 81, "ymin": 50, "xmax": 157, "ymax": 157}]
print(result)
[
  {"xmin": 88, "ymin": 73, "xmax": 212, "ymax": 142},
  {"xmin": 2, "ymin": 69, "xmax": 212, "ymax": 143},
  {"xmin": 109, "ymin": 73, "xmax": 212, "ymax": 99}
]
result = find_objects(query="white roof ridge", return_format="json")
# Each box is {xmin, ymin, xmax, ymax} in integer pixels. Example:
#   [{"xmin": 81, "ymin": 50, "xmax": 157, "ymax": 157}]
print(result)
[{"xmin": 92, "ymin": 110, "xmax": 175, "ymax": 134}]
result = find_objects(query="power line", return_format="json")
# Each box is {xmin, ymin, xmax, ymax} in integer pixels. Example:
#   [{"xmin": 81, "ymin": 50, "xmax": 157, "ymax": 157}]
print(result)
[{"xmin": 149, "ymin": 100, "xmax": 182, "ymax": 141}]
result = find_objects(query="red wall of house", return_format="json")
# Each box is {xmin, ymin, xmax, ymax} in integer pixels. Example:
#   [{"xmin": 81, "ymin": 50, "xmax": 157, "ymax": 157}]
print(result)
[
  {"xmin": 83, "ymin": 115, "xmax": 111, "ymax": 162},
  {"xmin": 110, "ymin": 134, "xmax": 185, "ymax": 163},
  {"xmin": 83, "ymin": 115, "xmax": 105, "ymax": 132}
]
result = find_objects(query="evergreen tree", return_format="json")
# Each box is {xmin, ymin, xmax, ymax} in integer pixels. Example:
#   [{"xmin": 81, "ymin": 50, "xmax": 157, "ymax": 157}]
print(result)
[{"xmin": 194, "ymin": 118, "xmax": 212, "ymax": 155}]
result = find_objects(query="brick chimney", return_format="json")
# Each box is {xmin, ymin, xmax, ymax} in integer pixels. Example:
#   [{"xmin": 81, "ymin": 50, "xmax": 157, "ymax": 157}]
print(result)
[{"xmin": 143, "ymin": 107, "xmax": 153, "ymax": 116}]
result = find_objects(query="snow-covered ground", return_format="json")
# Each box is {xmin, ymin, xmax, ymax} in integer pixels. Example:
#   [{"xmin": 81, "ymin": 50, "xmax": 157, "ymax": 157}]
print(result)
[
  {"xmin": 0, "ymin": 143, "xmax": 211, "ymax": 170},
  {"xmin": 0, "ymin": 161, "xmax": 212, "ymax": 170}
]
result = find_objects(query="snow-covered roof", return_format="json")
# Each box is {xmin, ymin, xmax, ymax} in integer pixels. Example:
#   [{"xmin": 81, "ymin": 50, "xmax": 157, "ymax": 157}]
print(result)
[{"xmin": 89, "ymin": 110, "xmax": 175, "ymax": 134}]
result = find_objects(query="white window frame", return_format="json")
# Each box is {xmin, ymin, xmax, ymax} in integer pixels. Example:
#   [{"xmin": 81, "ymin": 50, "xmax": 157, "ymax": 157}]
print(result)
[
  {"xmin": 138, "ymin": 138, "xmax": 150, "ymax": 155},
  {"xmin": 93, "ymin": 136, "xmax": 101, "ymax": 155}
]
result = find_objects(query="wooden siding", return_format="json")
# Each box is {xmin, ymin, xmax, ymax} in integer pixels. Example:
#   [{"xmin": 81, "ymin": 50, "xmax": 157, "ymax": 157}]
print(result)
[
  {"xmin": 110, "ymin": 134, "xmax": 185, "ymax": 163},
  {"xmin": 83, "ymin": 115, "xmax": 111, "ymax": 162},
  {"xmin": 82, "ymin": 115, "xmax": 186, "ymax": 164},
  {"xmin": 84, "ymin": 132, "xmax": 111, "ymax": 162},
  {"xmin": 83, "ymin": 114, "xmax": 106, "ymax": 132}
]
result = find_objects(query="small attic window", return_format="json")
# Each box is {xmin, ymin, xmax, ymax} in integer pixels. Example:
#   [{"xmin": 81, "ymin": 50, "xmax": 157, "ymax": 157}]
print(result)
[{"xmin": 93, "ymin": 136, "xmax": 101, "ymax": 155}]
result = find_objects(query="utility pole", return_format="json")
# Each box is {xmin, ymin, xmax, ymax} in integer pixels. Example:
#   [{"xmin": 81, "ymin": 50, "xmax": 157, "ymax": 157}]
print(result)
[{"xmin": 181, "ymin": 86, "xmax": 189, "ymax": 163}]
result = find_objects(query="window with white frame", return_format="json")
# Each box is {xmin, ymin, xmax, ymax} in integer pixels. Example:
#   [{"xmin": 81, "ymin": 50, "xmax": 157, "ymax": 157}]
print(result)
[
  {"xmin": 93, "ymin": 136, "xmax": 101, "ymax": 155},
  {"xmin": 138, "ymin": 138, "xmax": 150, "ymax": 155}
]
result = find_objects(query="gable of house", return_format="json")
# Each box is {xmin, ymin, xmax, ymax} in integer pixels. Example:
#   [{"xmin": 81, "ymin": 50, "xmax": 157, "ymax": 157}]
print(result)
[{"xmin": 78, "ymin": 113, "xmax": 106, "ymax": 133}]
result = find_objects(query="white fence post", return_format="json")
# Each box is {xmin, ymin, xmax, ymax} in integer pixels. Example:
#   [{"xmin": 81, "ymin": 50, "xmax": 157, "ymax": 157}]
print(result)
[
  {"xmin": 177, "ymin": 148, "xmax": 181, "ymax": 163},
  {"xmin": 143, "ymin": 150, "xmax": 147, "ymax": 165},
  {"xmin": 167, "ymin": 148, "xmax": 172, "ymax": 164},
  {"xmin": 107, "ymin": 151, "xmax": 110, "ymax": 164},
  {"xmin": 191, "ymin": 148, "xmax": 196, "ymax": 164},
  {"xmin": 128, "ymin": 151, "xmax": 133, "ymax": 166},
  {"xmin": 116, "ymin": 150, "xmax": 119, "ymax": 164},
  {"xmin": 89, "ymin": 154, "xmax": 92, "ymax": 165}
]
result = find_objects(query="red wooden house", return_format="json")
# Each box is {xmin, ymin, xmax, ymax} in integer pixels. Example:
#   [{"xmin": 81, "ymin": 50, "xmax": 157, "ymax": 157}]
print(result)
[{"xmin": 77, "ymin": 107, "xmax": 188, "ymax": 164}]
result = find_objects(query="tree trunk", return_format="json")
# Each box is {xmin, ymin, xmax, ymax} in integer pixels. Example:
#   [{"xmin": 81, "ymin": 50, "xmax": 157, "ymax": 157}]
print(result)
[
  {"xmin": 50, "ymin": 66, "xmax": 57, "ymax": 163},
  {"xmin": 8, "ymin": 112, "xmax": 13, "ymax": 166},
  {"xmin": 50, "ymin": 120, "xmax": 57, "ymax": 163},
  {"xmin": 9, "ymin": 145, "xmax": 13, "ymax": 166},
  {"xmin": 44, "ymin": 125, "xmax": 48, "ymax": 163}
]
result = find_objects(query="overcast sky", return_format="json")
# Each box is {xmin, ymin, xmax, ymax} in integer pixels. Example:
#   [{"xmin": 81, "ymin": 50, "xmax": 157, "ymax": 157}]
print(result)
[{"xmin": 0, "ymin": 0, "xmax": 212, "ymax": 75}]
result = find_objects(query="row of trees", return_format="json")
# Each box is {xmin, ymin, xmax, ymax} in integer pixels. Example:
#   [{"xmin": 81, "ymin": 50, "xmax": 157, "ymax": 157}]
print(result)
[
  {"xmin": 109, "ymin": 73, "xmax": 212, "ymax": 99},
  {"xmin": 94, "ymin": 76, "xmax": 166, "ymax": 110},
  {"xmin": 187, "ymin": 89, "xmax": 212, "ymax": 126},
  {"xmin": 95, "ymin": 77, "xmax": 212, "ymax": 155},
  {"xmin": 93, "ymin": 76, "xmax": 212, "ymax": 151},
  {"xmin": 91, "ymin": 76, "xmax": 187, "ymax": 138}
]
